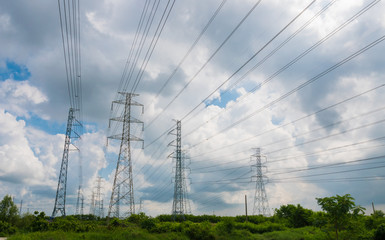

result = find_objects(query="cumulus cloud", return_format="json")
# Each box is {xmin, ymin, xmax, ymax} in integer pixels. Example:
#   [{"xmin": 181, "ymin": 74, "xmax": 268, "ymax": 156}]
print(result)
[
  {"xmin": 1, "ymin": 0, "xmax": 385, "ymax": 216},
  {"xmin": 0, "ymin": 79, "xmax": 47, "ymax": 118}
]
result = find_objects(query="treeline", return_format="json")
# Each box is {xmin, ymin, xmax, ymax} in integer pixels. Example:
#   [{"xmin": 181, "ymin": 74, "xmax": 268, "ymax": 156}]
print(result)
[{"xmin": 0, "ymin": 194, "xmax": 385, "ymax": 239}]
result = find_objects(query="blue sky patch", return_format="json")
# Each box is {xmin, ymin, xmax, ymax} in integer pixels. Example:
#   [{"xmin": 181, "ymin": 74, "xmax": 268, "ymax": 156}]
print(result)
[
  {"xmin": 0, "ymin": 60, "xmax": 31, "ymax": 81},
  {"xmin": 19, "ymin": 114, "xmax": 66, "ymax": 135},
  {"xmin": 205, "ymin": 89, "xmax": 240, "ymax": 108}
]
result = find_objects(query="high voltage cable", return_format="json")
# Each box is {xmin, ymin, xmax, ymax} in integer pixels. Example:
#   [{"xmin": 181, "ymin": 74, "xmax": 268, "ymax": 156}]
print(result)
[
  {"xmin": 58, "ymin": 0, "xmax": 82, "ymax": 114},
  {"xmin": 180, "ymin": 0, "xmax": 317, "ymax": 123},
  {"xmin": 270, "ymin": 175, "xmax": 385, "ymax": 183},
  {"xmin": 265, "ymin": 117, "xmax": 385, "ymax": 156},
  {"xmin": 271, "ymin": 163, "xmax": 385, "ymax": 181},
  {"xmin": 131, "ymin": 0, "xmax": 176, "ymax": 93},
  {"xmin": 146, "ymin": 0, "xmax": 263, "ymax": 129},
  {"xmin": 141, "ymin": 0, "xmax": 228, "ymax": 148},
  {"xmin": 150, "ymin": 0, "xmax": 228, "ymax": 102},
  {"xmin": 267, "ymin": 138, "xmax": 385, "ymax": 164},
  {"xmin": 110, "ymin": 0, "xmax": 150, "ymax": 124},
  {"xmin": 270, "ymin": 155, "xmax": 385, "ymax": 176},
  {"xmin": 188, "ymin": 118, "xmax": 385, "ymax": 171},
  {"xmin": 115, "ymin": 0, "xmax": 149, "ymax": 98},
  {"xmin": 182, "ymin": 0, "xmax": 381, "ymax": 139},
  {"xmin": 121, "ymin": 0, "xmax": 161, "ymax": 92},
  {"xmin": 108, "ymin": 0, "xmax": 163, "ymax": 138},
  {"xmin": 188, "ymin": 84, "xmax": 385, "ymax": 159},
  {"xmin": 187, "ymin": 137, "xmax": 385, "ymax": 173},
  {"xmin": 260, "ymin": 105, "xmax": 385, "ymax": 149},
  {"xmin": 187, "ymin": 34, "xmax": 385, "ymax": 150}
]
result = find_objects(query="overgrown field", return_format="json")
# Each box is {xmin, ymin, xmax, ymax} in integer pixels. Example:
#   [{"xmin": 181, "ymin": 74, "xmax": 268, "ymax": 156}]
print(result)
[{"xmin": 1, "ymin": 194, "xmax": 385, "ymax": 239}]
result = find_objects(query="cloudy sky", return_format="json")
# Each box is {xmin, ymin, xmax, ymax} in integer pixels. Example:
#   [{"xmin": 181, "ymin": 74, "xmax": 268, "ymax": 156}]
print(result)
[{"xmin": 1, "ymin": 0, "xmax": 385, "ymax": 217}]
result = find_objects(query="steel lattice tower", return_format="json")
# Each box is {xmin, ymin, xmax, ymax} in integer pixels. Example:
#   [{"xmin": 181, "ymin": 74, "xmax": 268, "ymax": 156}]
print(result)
[
  {"xmin": 52, "ymin": 108, "xmax": 79, "ymax": 217},
  {"xmin": 90, "ymin": 191, "xmax": 95, "ymax": 215},
  {"xmin": 251, "ymin": 148, "xmax": 270, "ymax": 216},
  {"xmin": 108, "ymin": 92, "xmax": 143, "ymax": 218},
  {"xmin": 75, "ymin": 153, "xmax": 84, "ymax": 216},
  {"xmin": 95, "ymin": 176, "xmax": 104, "ymax": 217},
  {"xmin": 169, "ymin": 120, "xmax": 189, "ymax": 220}
]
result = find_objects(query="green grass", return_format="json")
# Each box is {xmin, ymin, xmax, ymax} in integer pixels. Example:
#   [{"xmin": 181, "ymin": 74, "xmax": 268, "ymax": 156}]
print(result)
[
  {"xmin": 8, "ymin": 229, "xmax": 189, "ymax": 240},
  {"xmin": 8, "ymin": 226, "xmax": 328, "ymax": 240}
]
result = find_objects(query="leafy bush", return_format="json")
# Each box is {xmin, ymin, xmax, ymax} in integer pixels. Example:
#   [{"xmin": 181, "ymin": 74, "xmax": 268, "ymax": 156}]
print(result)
[
  {"xmin": 181, "ymin": 221, "xmax": 215, "ymax": 240},
  {"xmin": 0, "ymin": 220, "xmax": 17, "ymax": 236},
  {"xmin": 0, "ymin": 195, "xmax": 19, "ymax": 225},
  {"xmin": 215, "ymin": 218, "xmax": 234, "ymax": 234},
  {"xmin": 140, "ymin": 217, "xmax": 158, "ymax": 231},
  {"xmin": 151, "ymin": 222, "xmax": 180, "ymax": 233},
  {"xmin": 374, "ymin": 223, "xmax": 385, "ymax": 240},
  {"xmin": 275, "ymin": 204, "xmax": 313, "ymax": 228},
  {"xmin": 235, "ymin": 221, "xmax": 285, "ymax": 234}
]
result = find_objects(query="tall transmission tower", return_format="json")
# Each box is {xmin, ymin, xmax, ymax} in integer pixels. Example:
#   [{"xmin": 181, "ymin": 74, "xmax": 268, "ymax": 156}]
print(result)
[
  {"xmin": 52, "ymin": 108, "xmax": 81, "ymax": 217},
  {"xmin": 182, "ymin": 151, "xmax": 192, "ymax": 215},
  {"xmin": 169, "ymin": 120, "xmax": 190, "ymax": 220},
  {"xmin": 90, "ymin": 191, "xmax": 95, "ymax": 215},
  {"xmin": 251, "ymin": 148, "xmax": 271, "ymax": 216},
  {"xmin": 75, "ymin": 153, "xmax": 84, "ymax": 216},
  {"xmin": 54, "ymin": 0, "xmax": 83, "ymax": 218},
  {"xmin": 108, "ymin": 92, "xmax": 144, "ymax": 218},
  {"xmin": 95, "ymin": 176, "xmax": 104, "ymax": 218}
]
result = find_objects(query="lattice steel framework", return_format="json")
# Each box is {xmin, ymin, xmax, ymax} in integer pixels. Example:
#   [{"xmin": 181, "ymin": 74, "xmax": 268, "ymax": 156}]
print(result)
[
  {"xmin": 108, "ymin": 92, "xmax": 143, "ymax": 218},
  {"xmin": 251, "ymin": 148, "xmax": 271, "ymax": 216},
  {"xmin": 95, "ymin": 176, "xmax": 104, "ymax": 217},
  {"xmin": 52, "ymin": 108, "xmax": 80, "ymax": 217},
  {"xmin": 169, "ymin": 120, "xmax": 190, "ymax": 220}
]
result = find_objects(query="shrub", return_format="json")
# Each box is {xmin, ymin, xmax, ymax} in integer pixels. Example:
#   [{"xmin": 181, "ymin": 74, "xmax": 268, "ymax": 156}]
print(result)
[
  {"xmin": 182, "ymin": 221, "xmax": 215, "ymax": 240},
  {"xmin": 0, "ymin": 220, "xmax": 17, "ymax": 236},
  {"xmin": 374, "ymin": 223, "xmax": 385, "ymax": 240},
  {"xmin": 151, "ymin": 222, "xmax": 180, "ymax": 233},
  {"xmin": 140, "ymin": 217, "xmax": 157, "ymax": 231},
  {"xmin": 0, "ymin": 195, "xmax": 19, "ymax": 225},
  {"xmin": 275, "ymin": 204, "xmax": 313, "ymax": 228},
  {"xmin": 215, "ymin": 218, "xmax": 234, "ymax": 234},
  {"xmin": 235, "ymin": 221, "xmax": 285, "ymax": 234}
]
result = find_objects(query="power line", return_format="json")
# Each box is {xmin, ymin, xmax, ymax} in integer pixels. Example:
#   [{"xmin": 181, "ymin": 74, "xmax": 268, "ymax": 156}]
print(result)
[
  {"xmin": 187, "ymin": 33, "xmax": 385, "ymax": 150},
  {"xmin": 146, "ymin": 0, "xmax": 263, "ymax": 128},
  {"xmin": 182, "ymin": 0, "xmax": 381, "ymax": 140}
]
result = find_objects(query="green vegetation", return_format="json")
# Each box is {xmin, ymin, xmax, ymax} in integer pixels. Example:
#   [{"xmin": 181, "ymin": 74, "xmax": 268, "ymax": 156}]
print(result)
[{"xmin": 0, "ymin": 194, "xmax": 384, "ymax": 239}]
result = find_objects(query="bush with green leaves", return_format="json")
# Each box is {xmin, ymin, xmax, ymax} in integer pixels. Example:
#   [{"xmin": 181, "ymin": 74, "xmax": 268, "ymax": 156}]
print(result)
[
  {"xmin": 151, "ymin": 221, "xmax": 180, "ymax": 233},
  {"xmin": 316, "ymin": 194, "xmax": 365, "ymax": 240},
  {"xmin": 0, "ymin": 221, "xmax": 17, "ymax": 236},
  {"xmin": 234, "ymin": 221, "xmax": 285, "ymax": 234},
  {"xmin": 275, "ymin": 204, "xmax": 313, "ymax": 228},
  {"xmin": 181, "ymin": 221, "xmax": 215, "ymax": 240},
  {"xmin": 0, "ymin": 195, "xmax": 19, "ymax": 225},
  {"xmin": 374, "ymin": 223, "xmax": 385, "ymax": 240},
  {"xmin": 215, "ymin": 218, "xmax": 234, "ymax": 234}
]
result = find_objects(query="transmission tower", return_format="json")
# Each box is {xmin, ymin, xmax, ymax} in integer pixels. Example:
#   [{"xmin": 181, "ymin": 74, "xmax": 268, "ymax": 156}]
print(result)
[
  {"xmin": 108, "ymin": 92, "xmax": 144, "ymax": 218},
  {"xmin": 251, "ymin": 148, "xmax": 270, "ymax": 216},
  {"xmin": 75, "ymin": 153, "xmax": 84, "ymax": 216},
  {"xmin": 139, "ymin": 198, "xmax": 143, "ymax": 213},
  {"xmin": 182, "ymin": 151, "xmax": 192, "ymax": 214},
  {"xmin": 169, "ymin": 120, "xmax": 190, "ymax": 220},
  {"xmin": 90, "ymin": 191, "xmax": 95, "ymax": 215},
  {"xmin": 95, "ymin": 176, "xmax": 104, "ymax": 218},
  {"xmin": 52, "ymin": 108, "xmax": 81, "ymax": 217}
]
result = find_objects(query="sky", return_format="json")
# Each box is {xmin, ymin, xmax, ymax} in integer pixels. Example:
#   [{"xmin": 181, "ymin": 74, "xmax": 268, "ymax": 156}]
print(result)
[{"xmin": 1, "ymin": 0, "xmax": 385, "ymax": 217}]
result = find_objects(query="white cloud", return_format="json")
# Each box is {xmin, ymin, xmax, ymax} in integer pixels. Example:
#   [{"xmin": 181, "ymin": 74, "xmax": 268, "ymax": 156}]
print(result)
[
  {"xmin": 0, "ymin": 79, "xmax": 47, "ymax": 118},
  {"xmin": 0, "ymin": 109, "xmax": 47, "ymax": 185},
  {"xmin": 1, "ymin": 0, "xmax": 385, "ymax": 216}
]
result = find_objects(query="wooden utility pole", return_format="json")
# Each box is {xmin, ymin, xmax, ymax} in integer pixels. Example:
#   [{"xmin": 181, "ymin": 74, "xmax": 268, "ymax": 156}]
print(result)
[{"xmin": 245, "ymin": 195, "xmax": 248, "ymax": 222}]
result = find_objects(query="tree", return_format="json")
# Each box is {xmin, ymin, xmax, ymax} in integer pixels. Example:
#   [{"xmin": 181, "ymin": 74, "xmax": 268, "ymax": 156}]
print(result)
[
  {"xmin": 316, "ymin": 194, "xmax": 365, "ymax": 240},
  {"xmin": 0, "ymin": 195, "xmax": 18, "ymax": 225},
  {"xmin": 275, "ymin": 204, "xmax": 313, "ymax": 228}
]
